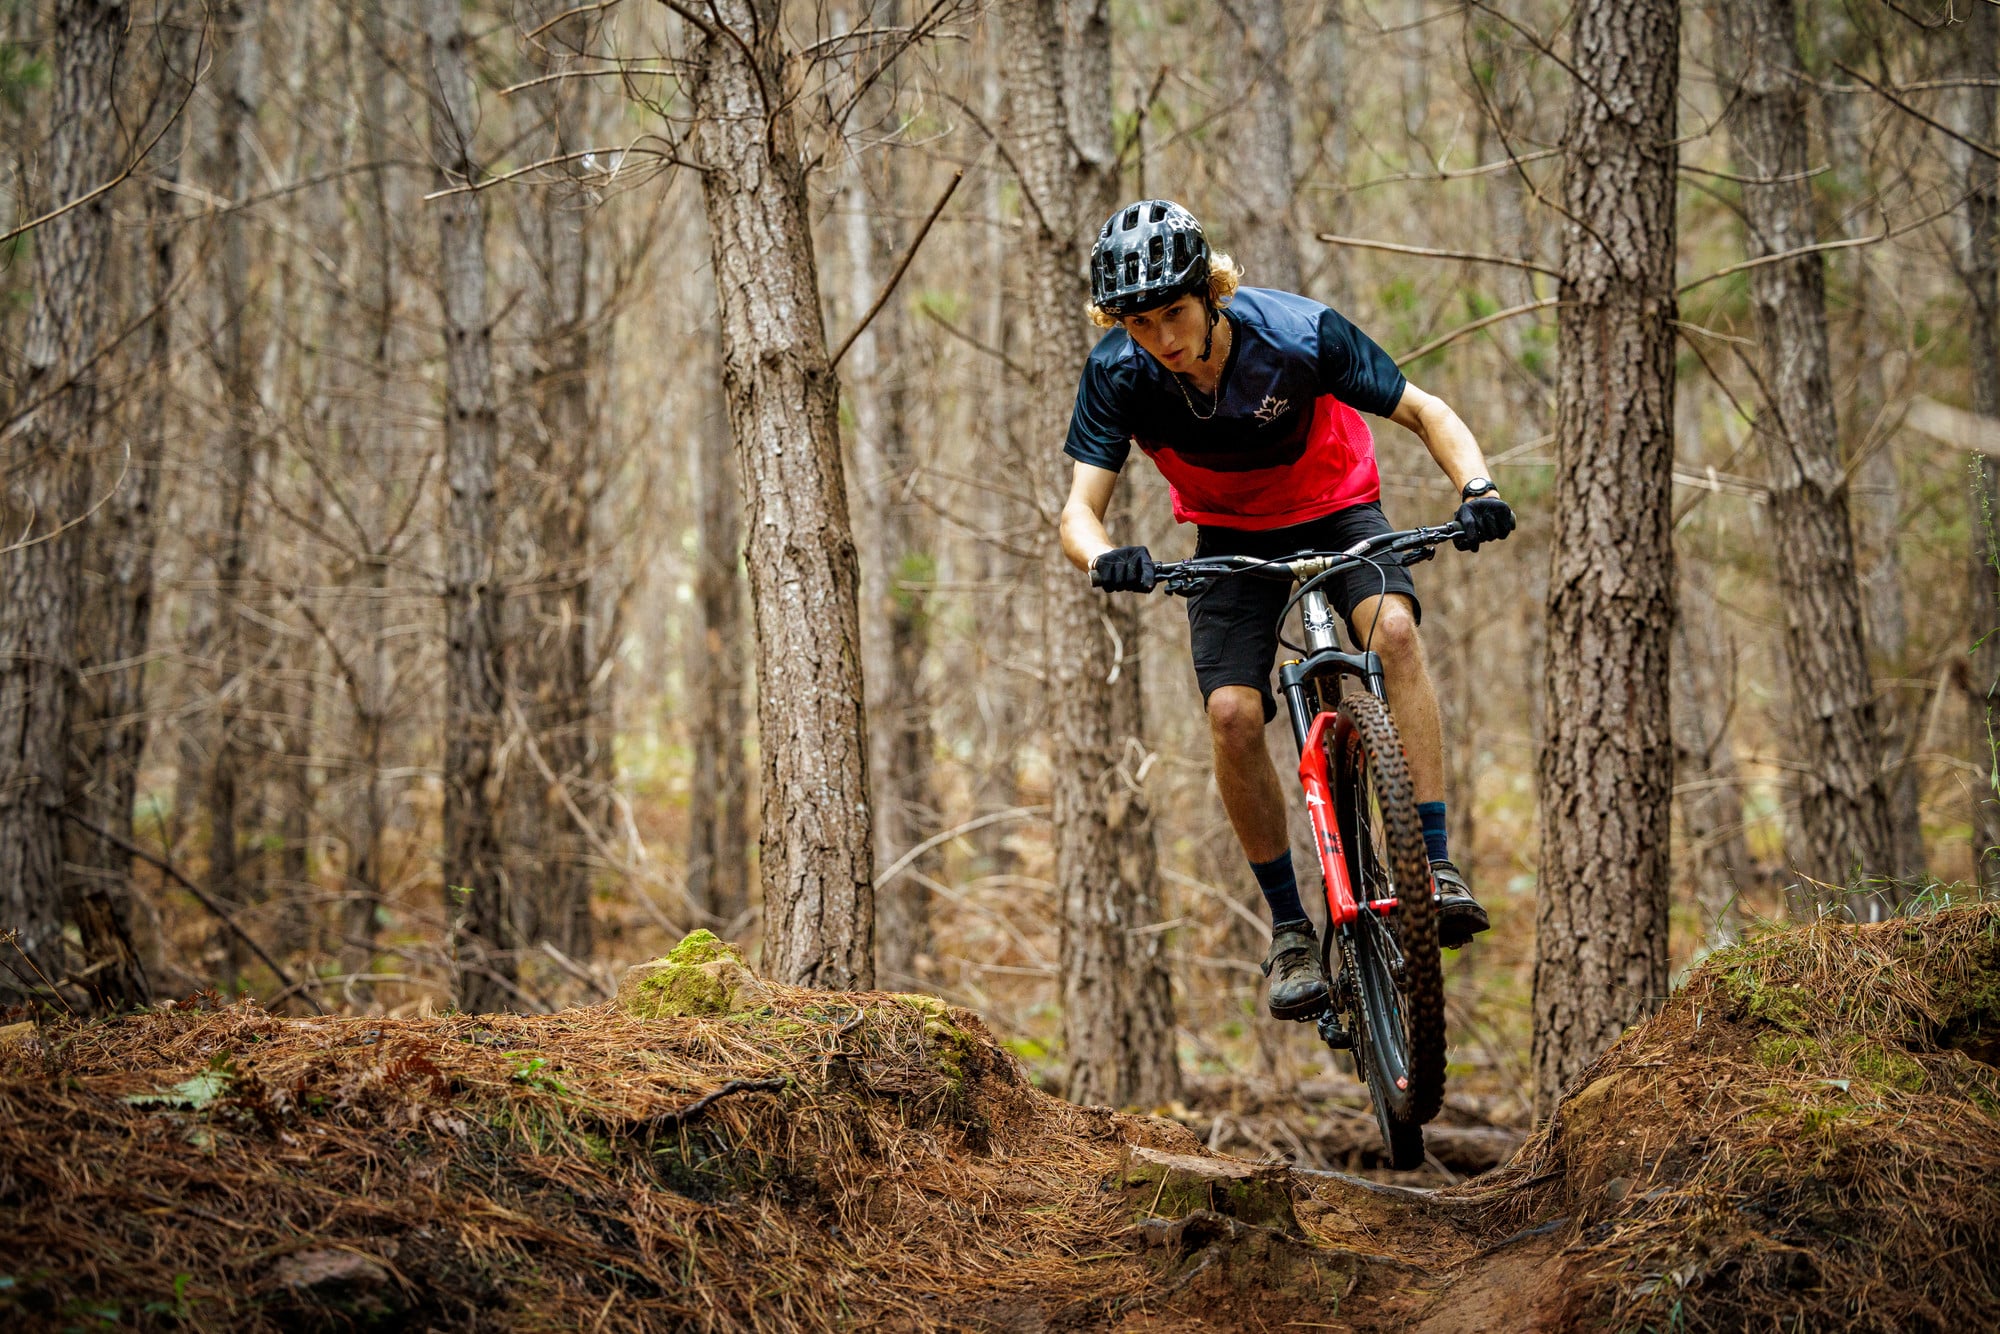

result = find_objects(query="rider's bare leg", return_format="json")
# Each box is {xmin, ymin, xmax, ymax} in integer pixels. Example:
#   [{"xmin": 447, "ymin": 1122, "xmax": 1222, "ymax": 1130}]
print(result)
[
  {"xmin": 1347, "ymin": 593, "xmax": 1445, "ymax": 807},
  {"xmin": 1206, "ymin": 685, "xmax": 1290, "ymax": 862}
]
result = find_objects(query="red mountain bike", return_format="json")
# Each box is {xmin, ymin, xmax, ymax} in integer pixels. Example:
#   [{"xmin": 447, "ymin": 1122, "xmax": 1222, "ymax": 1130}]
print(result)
[{"xmin": 1100, "ymin": 520, "xmax": 1466, "ymax": 1169}]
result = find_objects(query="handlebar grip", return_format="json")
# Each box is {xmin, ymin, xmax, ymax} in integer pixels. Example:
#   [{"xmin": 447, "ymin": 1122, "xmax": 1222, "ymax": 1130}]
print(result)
[{"xmin": 1090, "ymin": 564, "xmax": 1107, "ymax": 589}]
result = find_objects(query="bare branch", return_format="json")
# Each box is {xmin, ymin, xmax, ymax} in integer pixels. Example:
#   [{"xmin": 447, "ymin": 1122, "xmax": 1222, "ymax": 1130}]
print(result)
[
  {"xmin": 1832, "ymin": 59, "xmax": 2000, "ymax": 162},
  {"xmin": 830, "ymin": 168, "xmax": 964, "ymax": 369},
  {"xmin": 1316, "ymin": 233, "xmax": 1560, "ymax": 278},
  {"xmin": 1393, "ymin": 297, "xmax": 1559, "ymax": 367}
]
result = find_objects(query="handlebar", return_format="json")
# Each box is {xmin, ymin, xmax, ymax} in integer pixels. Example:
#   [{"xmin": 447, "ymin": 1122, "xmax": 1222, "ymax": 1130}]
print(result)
[{"xmin": 1090, "ymin": 520, "xmax": 1468, "ymax": 596}]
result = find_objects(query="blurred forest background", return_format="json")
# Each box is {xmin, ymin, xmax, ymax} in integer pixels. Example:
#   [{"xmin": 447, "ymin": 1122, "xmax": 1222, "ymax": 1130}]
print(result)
[{"xmin": 2, "ymin": 0, "xmax": 1995, "ymax": 1144}]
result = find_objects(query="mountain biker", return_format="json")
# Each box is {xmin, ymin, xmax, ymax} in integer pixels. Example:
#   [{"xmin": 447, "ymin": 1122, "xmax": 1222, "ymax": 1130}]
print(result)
[{"xmin": 1058, "ymin": 199, "xmax": 1514, "ymax": 1022}]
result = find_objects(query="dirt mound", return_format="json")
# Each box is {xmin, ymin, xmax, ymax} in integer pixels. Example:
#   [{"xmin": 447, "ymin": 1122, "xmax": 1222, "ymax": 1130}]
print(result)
[
  {"xmin": 3, "ymin": 911, "xmax": 1996, "ymax": 1331},
  {"xmin": 1456, "ymin": 902, "xmax": 2000, "ymax": 1331},
  {"xmin": 0, "ymin": 931, "xmax": 1418, "ymax": 1330}
]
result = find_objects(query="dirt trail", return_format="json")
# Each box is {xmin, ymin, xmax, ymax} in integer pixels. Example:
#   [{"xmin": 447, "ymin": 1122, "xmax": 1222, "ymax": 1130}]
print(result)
[{"xmin": 3, "ymin": 909, "xmax": 1997, "ymax": 1331}]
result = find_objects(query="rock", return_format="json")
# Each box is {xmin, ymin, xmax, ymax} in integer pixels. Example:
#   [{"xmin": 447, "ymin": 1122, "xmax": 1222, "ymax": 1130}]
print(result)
[
  {"xmin": 1114, "ymin": 1143, "xmax": 1301, "ymax": 1235},
  {"xmin": 617, "ymin": 929, "xmax": 776, "ymax": 1019},
  {"xmin": 268, "ymin": 1248, "xmax": 400, "ymax": 1326}
]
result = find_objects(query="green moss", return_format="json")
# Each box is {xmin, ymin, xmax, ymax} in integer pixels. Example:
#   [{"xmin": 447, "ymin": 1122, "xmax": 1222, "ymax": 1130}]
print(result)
[
  {"xmin": 665, "ymin": 929, "xmax": 742, "ymax": 968},
  {"xmin": 631, "ymin": 964, "xmax": 729, "ymax": 1018},
  {"xmin": 1754, "ymin": 1033, "xmax": 1823, "ymax": 1071},
  {"xmin": 1848, "ymin": 1042, "xmax": 1926, "ymax": 1094},
  {"xmin": 620, "ymin": 931, "xmax": 757, "ymax": 1019},
  {"xmin": 1741, "ymin": 982, "xmax": 1815, "ymax": 1033}
]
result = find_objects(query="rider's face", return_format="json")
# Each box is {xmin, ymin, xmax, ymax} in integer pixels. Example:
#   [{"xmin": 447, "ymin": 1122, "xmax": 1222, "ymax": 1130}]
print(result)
[{"xmin": 1121, "ymin": 296, "xmax": 1209, "ymax": 372}]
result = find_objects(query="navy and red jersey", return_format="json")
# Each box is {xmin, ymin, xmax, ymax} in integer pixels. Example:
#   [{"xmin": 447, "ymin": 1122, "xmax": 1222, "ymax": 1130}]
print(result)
[{"xmin": 1063, "ymin": 286, "xmax": 1407, "ymax": 531}]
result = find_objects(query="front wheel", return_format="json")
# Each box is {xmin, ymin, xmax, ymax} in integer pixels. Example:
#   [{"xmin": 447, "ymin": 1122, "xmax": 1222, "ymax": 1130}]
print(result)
[{"xmin": 1332, "ymin": 691, "xmax": 1446, "ymax": 1167}]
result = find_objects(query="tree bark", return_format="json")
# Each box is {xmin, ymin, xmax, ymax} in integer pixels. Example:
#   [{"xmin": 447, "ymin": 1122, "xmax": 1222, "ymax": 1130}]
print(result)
[
  {"xmin": 1228, "ymin": 0, "xmax": 1302, "ymax": 293},
  {"xmin": 685, "ymin": 384, "xmax": 751, "ymax": 932},
  {"xmin": 203, "ymin": 0, "xmax": 269, "ymax": 984},
  {"xmin": 688, "ymin": 0, "xmax": 875, "ymax": 989},
  {"xmin": 1713, "ymin": 0, "xmax": 1895, "ymax": 913},
  {"xmin": 1670, "ymin": 571, "xmax": 1755, "ymax": 946},
  {"xmin": 1815, "ymin": 9, "xmax": 1924, "ymax": 884},
  {"xmin": 508, "ymin": 0, "xmax": 604, "ymax": 959},
  {"xmin": 1531, "ymin": 0, "xmax": 1678, "ymax": 1120},
  {"xmin": 837, "ymin": 6, "xmax": 936, "ymax": 988},
  {"xmin": 425, "ymin": 0, "xmax": 512, "ymax": 1011},
  {"xmin": 1951, "ymin": 1, "xmax": 2000, "ymax": 890},
  {"xmin": 0, "ymin": 0, "xmax": 127, "ymax": 1004},
  {"xmin": 1004, "ymin": 0, "xmax": 1179, "ymax": 1106},
  {"xmin": 64, "ymin": 7, "xmax": 199, "ymax": 1011}
]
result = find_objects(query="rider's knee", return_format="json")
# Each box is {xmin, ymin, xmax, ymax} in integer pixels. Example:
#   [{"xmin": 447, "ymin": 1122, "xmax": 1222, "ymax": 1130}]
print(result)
[
  {"xmin": 1358, "ymin": 599, "xmax": 1422, "ymax": 664},
  {"xmin": 1206, "ymin": 686, "xmax": 1266, "ymax": 755}
]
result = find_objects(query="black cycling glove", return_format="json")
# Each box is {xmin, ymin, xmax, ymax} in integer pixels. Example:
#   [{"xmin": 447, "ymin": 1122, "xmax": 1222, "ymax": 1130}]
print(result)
[
  {"xmin": 1091, "ymin": 545, "xmax": 1157, "ymax": 593},
  {"xmin": 1453, "ymin": 495, "xmax": 1516, "ymax": 551}
]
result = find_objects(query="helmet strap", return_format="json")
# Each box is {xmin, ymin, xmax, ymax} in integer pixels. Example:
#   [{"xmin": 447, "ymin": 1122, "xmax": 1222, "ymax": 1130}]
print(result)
[{"xmin": 1196, "ymin": 294, "xmax": 1219, "ymax": 362}]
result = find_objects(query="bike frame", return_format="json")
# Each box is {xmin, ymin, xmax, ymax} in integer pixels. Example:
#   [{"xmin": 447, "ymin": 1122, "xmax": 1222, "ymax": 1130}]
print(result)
[{"xmin": 1276, "ymin": 585, "xmax": 1399, "ymax": 933}]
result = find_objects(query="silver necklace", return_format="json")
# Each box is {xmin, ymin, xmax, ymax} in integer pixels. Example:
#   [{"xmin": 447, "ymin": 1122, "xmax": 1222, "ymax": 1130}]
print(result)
[
  {"xmin": 1172, "ymin": 313, "xmax": 1228, "ymax": 420},
  {"xmin": 1174, "ymin": 371, "xmax": 1219, "ymax": 420}
]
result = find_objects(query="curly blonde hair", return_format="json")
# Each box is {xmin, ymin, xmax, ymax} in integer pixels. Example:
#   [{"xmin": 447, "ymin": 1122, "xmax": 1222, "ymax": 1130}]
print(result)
[{"xmin": 1087, "ymin": 251, "xmax": 1243, "ymax": 329}]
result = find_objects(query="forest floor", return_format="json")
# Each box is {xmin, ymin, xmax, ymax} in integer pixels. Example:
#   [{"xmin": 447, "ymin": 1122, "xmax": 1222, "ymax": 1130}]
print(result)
[{"xmin": 4, "ymin": 907, "xmax": 1999, "ymax": 1332}]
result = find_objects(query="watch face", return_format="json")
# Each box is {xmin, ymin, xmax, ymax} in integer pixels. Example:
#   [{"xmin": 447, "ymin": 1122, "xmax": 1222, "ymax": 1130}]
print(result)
[{"xmin": 1463, "ymin": 477, "xmax": 1494, "ymax": 498}]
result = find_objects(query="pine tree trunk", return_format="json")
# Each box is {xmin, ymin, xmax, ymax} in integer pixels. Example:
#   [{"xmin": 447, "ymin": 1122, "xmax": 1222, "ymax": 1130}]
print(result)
[
  {"xmin": 1004, "ymin": 0, "xmax": 1179, "ymax": 1107},
  {"xmin": 64, "ymin": 10, "xmax": 198, "ymax": 1011},
  {"xmin": 0, "ymin": 0, "xmax": 127, "ymax": 1004},
  {"xmin": 1229, "ymin": 0, "xmax": 1301, "ymax": 293},
  {"xmin": 203, "ymin": 0, "xmax": 268, "ymax": 985},
  {"xmin": 1671, "ymin": 572, "xmax": 1755, "ymax": 946},
  {"xmin": 1953, "ymin": 1, "xmax": 2000, "ymax": 890},
  {"xmin": 1714, "ymin": 0, "xmax": 1895, "ymax": 913},
  {"xmin": 1816, "ymin": 11, "xmax": 1925, "ymax": 884},
  {"xmin": 838, "ymin": 13, "xmax": 936, "ymax": 986},
  {"xmin": 1531, "ymin": 0, "xmax": 1678, "ymax": 1120},
  {"xmin": 425, "ymin": 0, "xmax": 512, "ymax": 1011},
  {"xmin": 689, "ymin": 0, "xmax": 875, "ymax": 989},
  {"xmin": 509, "ymin": 0, "xmax": 604, "ymax": 959},
  {"xmin": 685, "ymin": 385, "xmax": 750, "ymax": 932}
]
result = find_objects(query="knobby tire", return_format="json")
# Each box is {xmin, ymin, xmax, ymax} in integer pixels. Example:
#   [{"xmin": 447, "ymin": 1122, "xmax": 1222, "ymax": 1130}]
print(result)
[{"xmin": 1332, "ymin": 691, "xmax": 1446, "ymax": 1170}]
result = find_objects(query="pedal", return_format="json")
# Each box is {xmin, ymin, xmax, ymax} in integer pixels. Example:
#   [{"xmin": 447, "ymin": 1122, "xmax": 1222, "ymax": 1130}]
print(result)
[{"xmin": 1316, "ymin": 1010, "xmax": 1354, "ymax": 1050}]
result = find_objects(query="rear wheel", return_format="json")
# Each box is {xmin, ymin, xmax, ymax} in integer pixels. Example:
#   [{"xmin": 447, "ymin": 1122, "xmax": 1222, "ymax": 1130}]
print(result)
[{"xmin": 1332, "ymin": 691, "xmax": 1445, "ymax": 1167}]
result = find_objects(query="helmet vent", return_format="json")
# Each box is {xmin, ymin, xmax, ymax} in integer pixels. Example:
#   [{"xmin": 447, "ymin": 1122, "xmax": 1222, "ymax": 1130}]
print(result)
[
  {"xmin": 1122, "ymin": 207, "xmax": 1140, "ymax": 231},
  {"xmin": 1149, "ymin": 202, "xmax": 1167, "ymax": 222},
  {"xmin": 1123, "ymin": 254, "xmax": 1140, "ymax": 285}
]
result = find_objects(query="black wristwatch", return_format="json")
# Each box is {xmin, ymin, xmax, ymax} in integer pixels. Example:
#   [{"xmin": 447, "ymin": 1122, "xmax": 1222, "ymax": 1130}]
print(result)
[{"xmin": 1460, "ymin": 476, "xmax": 1498, "ymax": 500}]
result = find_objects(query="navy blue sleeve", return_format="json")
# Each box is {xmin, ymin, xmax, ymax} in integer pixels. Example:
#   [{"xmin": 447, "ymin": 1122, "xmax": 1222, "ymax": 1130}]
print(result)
[
  {"xmin": 1063, "ymin": 355, "xmax": 1133, "ymax": 471},
  {"xmin": 1316, "ymin": 307, "xmax": 1407, "ymax": 418}
]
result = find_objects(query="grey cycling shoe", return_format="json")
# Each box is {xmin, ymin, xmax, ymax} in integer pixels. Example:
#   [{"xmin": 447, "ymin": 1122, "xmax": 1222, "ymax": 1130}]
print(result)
[
  {"xmin": 1431, "ymin": 859, "xmax": 1490, "ymax": 949},
  {"xmin": 1263, "ymin": 920, "xmax": 1330, "ymax": 1021}
]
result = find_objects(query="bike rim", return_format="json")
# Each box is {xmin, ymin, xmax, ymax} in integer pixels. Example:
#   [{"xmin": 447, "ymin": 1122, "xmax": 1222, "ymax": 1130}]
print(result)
[{"xmin": 1351, "ymin": 913, "xmax": 1416, "ymax": 1120}]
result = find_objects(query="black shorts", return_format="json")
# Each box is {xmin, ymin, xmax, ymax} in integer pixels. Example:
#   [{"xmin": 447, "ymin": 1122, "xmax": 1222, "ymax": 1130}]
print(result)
[{"xmin": 1186, "ymin": 501, "xmax": 1421, "ymax": 723}]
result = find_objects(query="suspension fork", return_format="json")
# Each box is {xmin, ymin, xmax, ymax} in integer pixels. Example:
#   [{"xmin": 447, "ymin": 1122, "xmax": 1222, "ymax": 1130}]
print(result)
[{"xmin": 1281, "ymin": 585, "xmax": 1391, "ymax": 936}]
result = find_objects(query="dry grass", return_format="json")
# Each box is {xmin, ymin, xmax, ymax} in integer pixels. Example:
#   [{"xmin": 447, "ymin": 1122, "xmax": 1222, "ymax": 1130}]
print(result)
[
  {"xmin": 5, "ymin": 907, "xmax": 1998, "ymax": 1331},
  {"xmin": 1460, "ymin": 903, "xmax": 2000, "ymax": 1332},
  {"xmin": 0, "ymin": 973, "xmax": 1185, "ymax": 1331}
]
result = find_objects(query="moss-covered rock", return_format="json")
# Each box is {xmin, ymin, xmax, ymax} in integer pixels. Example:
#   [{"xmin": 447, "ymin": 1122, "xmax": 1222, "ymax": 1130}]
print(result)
[{"xmin": 617, "ymin": 931, "xmax": 775, "ymax": 1019}]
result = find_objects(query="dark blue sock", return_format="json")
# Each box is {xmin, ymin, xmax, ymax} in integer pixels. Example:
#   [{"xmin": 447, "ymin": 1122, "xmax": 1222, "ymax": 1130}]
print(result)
[
  {"xmin": 1251, "ymin": 850, "xmax": 1307, "ymax": 927},
  {"xmin": 1418, "ymin": 802, "xmax": 1449, "ymax": 863}
]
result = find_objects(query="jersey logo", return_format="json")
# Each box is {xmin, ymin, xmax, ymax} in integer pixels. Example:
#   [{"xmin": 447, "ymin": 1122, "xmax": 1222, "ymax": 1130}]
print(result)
[{"xmin": 1252, "ymin": 394, "xmax": 1291, "ymax": 425}]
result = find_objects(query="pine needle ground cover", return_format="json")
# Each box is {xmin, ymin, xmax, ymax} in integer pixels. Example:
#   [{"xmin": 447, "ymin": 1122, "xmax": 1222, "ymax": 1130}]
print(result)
[{"xmin": 4, "ymin": 911, "xmax": 1999, "ymax": 1331}]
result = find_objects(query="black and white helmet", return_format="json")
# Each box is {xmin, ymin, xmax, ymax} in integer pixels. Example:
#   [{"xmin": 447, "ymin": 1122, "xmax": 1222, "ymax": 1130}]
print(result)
[{"xmin": 1090, "ymin": 199, "xmax": 1209, "ymax": 316}]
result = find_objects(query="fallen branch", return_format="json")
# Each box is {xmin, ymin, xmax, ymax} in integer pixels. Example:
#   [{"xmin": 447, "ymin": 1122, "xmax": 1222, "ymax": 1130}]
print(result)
[{"xmin": 642, "ymin": 1077, "xmax": 788, "ymax": 1141}]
